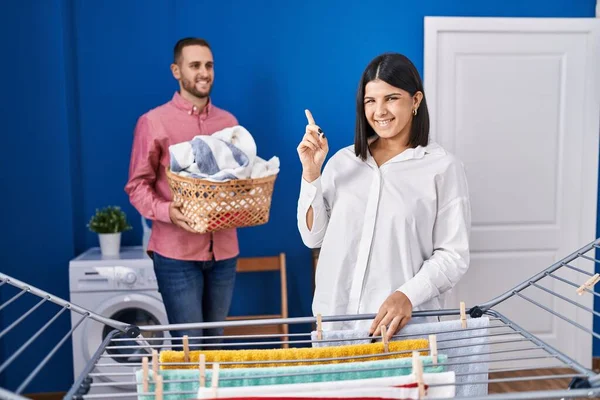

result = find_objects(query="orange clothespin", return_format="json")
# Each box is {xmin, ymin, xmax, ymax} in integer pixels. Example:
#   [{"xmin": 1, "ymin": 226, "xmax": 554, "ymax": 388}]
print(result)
[
  {"xmin": 142, "ymin": 356, "xmax": 149, "ymax": 393},
  {"xmin": 429, "ymin": 334, "xmax": 438, "ymax": 365},
  {"xmin": 152, "ymin": 349, "xmax": 159, "ymax": 377},
  {"xmin": 412, "ymin": 350, "xmax": 425, "ymax": 398},
  {"xmin": 576, "ymin": 273, "xmax": 600, "ymax": 295},
  {"xmin": 212, "ymin": 362, "xmax": 220, "ymax": 398},
  {"xmin": 183, "ymin": 335, "xmax": 190, "ymax": 363},
  {"xmin": 199, "ymin": 354, "xmax": 206, "ymax": 388},
  {"xmin": 380, "ymin": 325, "xmax": 389, "ymax": 353},
  {"xmin": 316, "ymin": 314, "xmax": 323, "ymax": 340},
  {"xmin": 460, "ymin": 301, "xmax": 467, "ymax": 328}
]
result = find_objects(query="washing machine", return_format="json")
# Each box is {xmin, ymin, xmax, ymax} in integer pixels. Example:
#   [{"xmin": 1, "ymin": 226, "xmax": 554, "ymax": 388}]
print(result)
[{"xmin": 69, "ymin": 246, "xmax": 170, "ymax": 395}]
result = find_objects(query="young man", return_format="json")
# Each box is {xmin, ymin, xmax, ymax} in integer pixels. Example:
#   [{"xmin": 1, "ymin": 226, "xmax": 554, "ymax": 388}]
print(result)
[{"xmin": 125, "ymin": 38, "xmax": 239, "ymax": 345}]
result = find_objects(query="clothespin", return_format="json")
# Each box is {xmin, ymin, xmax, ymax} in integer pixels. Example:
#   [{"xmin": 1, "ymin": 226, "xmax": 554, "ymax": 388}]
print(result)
[
  {"xmin": 460, "ymin": 301, "xmax": 467, "ymax": 328},
  {"xmin": 142, "ymin": 356, "xmax": 149, "ymax": 393},
  {"xmin": 212, "ymin": 362, "xmax": 220, "ymax": 398},
  {"xmin": 183, "ymin": 335, "xmax": 190, "ymax": 363},
  {"xmin": 412, "ymin": 351, "xmax": 425, "ymax": 399},
  {"xmin": 380, "ymin": 325, "xmax": 389, "ymax": 353},
  {"xmin": 429, "ymin": 334, "xmax": 438, "ymax": 365},
  {"xmin": 576, "ymin": 273, "xmax": 600, "ymax": 295},
  {"xmin": 152, "ymin": 349, "xmax": 158, "ymax": 378},
  {"xmin": 316, "ymin": 314, "xmax": 323, "ymax": 340},
  {"xmin": 155, "ymin": 375, "xmax": 163, "ymax": 400},
  {"xmin": 199, "ymin": 354, "xmax": 206, "ymax": 387}
]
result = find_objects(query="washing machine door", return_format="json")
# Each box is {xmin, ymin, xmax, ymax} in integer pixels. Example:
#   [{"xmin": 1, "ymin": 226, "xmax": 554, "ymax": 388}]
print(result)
[{"xmin": 82, "ymin": 292, "xmax": 170, "ymax": 391}]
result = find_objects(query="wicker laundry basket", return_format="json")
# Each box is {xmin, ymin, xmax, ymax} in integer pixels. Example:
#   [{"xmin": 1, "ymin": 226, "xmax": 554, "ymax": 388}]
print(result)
[{"xmin": 165, "ymin": 167, "xmax": 277, "ymax": 234}]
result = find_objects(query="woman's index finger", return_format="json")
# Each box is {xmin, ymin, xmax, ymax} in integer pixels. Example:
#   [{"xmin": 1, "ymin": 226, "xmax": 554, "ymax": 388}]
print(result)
[{"xmin": 305, "ymin": 109, "xmax": 316, "ymax": 125}]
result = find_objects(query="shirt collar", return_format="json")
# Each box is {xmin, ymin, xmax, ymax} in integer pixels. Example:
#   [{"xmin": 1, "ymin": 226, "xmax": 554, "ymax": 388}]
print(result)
[
  {"xmin": 416, "ymin": 141, "xmax": 446, "ymax": 158},
  {"xmin": 366, "ymin": 141, "xmax": 446, "ymax": 167},
  {"xmin": 171, "ymin": 91, "xmax": 213, "ymax": 116}
]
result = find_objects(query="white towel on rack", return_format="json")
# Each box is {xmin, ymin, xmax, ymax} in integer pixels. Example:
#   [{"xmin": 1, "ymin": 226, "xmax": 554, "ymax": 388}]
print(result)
[
  {"xmin": 311, "ymin": 317, "xmax": 490, "ymax": 398},
  {"xmin": 197, "ymin": 371, "xmax": 456, "ymax": 398},
  {"xmin": 169, "ymin": 125, "xmax": 279, "ymax": 182}
]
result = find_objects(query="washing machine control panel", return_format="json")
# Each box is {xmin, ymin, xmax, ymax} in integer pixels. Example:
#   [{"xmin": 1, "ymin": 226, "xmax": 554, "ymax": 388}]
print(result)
[
  {"xmin": 69, "ymin": 247, "xmax": 159, "ymax": 293},
  {"xmin": 114, "ymin": 266, "xmax": 158, "ymax": 290}
]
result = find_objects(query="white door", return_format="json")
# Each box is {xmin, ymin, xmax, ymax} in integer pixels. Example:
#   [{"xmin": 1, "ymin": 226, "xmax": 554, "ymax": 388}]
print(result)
[{"xmin": 424, "ymin": 17, "xmax": 600, "ymax": 368}]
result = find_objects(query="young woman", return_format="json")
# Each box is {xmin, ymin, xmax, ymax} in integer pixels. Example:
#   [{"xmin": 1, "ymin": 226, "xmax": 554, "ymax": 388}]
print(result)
[{"xmin": 297, "ymin": 53, "xmax": 471, "ymax": 340}]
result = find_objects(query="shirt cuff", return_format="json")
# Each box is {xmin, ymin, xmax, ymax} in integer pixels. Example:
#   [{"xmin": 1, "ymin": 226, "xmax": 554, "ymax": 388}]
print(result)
[
  {"xmin": 397, "ymin": 276, "xmax": 434, "ymax": 309},
  {"xmin": 299, "ymin": 177, "xmax": 324, "ymax": 210},
  {"xmin": 156, "ymin": 201, "xmax": 172, "ymax": 224}
]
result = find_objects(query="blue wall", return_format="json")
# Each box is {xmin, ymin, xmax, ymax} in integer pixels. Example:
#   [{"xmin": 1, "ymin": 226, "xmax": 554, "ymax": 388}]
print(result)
[
  {"xmin": 0, "ymin": 0, "xmax": 78, "ymax": 393},
  {"xmin": 0, "ymin": 0, "xmax": 596, "ymax": 394}
]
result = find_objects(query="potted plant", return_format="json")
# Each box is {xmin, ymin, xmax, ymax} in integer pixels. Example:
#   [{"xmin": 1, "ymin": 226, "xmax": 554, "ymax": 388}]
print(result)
[{"xmin": 87, "ymin": 206, "xmax": 132, "ymax": 256}]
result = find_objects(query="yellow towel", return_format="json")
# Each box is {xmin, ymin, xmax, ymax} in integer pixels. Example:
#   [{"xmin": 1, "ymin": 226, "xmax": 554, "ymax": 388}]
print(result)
[{"xmin": 159, "ymin": 339, "xmax": 428, "ymax": 369}]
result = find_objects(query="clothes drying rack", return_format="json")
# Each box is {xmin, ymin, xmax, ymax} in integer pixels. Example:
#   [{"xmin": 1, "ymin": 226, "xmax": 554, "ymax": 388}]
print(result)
[{"xmin": 1, "ymin": 239, "xmax": 600, "ymax": 399}]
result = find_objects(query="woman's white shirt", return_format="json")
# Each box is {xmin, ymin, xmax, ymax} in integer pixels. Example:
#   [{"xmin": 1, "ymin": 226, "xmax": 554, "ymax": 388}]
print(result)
[{"xmin": 297, "ymin": 142, "xmax": 471, "ymax": 330}]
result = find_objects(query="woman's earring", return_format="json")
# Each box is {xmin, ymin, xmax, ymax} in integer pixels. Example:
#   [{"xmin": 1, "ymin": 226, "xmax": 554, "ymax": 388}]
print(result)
[{"xmin": 413, "ymin": 108, "xmax": 418, "ymax": 116}]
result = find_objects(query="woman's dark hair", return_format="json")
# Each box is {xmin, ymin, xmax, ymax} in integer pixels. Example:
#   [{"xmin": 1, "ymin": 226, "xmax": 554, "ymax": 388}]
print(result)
[{"xmin": 355, "ymin": 53, "xmax": 430, "ymax": 160}]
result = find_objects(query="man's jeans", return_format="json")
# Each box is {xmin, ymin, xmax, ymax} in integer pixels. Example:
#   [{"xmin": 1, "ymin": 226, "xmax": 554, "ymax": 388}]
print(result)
[{"xmin": 152, "ymin": 253, "xmax": 237, "ymax": 347}]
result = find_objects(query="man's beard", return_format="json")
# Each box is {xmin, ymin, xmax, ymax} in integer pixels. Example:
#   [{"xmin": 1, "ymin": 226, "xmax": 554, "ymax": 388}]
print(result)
[{"xmin": 182, "ymin": 77, "xmax": 211, "ymax": 99}]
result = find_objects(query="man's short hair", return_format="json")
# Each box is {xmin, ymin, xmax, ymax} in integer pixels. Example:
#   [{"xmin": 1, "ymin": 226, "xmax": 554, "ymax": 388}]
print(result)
[{"xmin": 173, "ymin": 37, "xmax": 211, "ymax": 64}]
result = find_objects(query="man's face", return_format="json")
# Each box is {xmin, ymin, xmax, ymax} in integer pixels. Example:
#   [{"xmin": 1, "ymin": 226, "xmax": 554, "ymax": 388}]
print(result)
[{"xmin": 172, "ymin": 45, "xmax": 214, "ymax": 99}]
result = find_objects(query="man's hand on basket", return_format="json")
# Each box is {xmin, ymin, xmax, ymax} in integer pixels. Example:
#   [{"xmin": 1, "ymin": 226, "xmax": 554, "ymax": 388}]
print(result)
[{"xmin": 169, "ymin": 201, "xmax": 196, "ymax": 233}]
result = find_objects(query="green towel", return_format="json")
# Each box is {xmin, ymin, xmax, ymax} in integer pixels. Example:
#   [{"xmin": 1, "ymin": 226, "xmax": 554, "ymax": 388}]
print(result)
[{"xmin": 135, "ymin": 354, "xmax": 447, "ymax": 400}]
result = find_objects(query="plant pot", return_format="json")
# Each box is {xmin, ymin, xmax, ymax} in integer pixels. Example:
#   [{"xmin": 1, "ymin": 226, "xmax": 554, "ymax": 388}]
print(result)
[{"xmin": 98, "ymin": 232, "xmax": 121, "ymax": 256}]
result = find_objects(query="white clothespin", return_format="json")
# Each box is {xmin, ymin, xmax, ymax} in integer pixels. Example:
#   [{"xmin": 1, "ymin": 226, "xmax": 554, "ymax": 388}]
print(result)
[
  {"xmin": 152, "ymin": 349, "xmax": 159, "ymax": 378},
  {"xmin": 380, "ymin": 325, "xmax": 389, "ymax": 353},
  {"xmin": 429, "ymin": 334, "xmax": 438, "ymax": 365},
  {"xmin": 212, "ymin": 362, "xmax": 220, "ymax": 398},
  {"xmin": 199, "ymin": 354, "xmax": 206, "ymax": 387},
  {"xmin": 316, "ymin": 314, "xmax": 323, "ymax": 341},
  {"xmin": 412, "ymin": 350, "xmax": 425, "ymax": 399},
  {"xmin": 155, "ymin": 375, "xmax": 163, "ymax": 400},
  {"xmin": 576, "ymin": 273, "xmax": 600, "ymax": 295},
  {"xmin": 142, "ymin": 356, "xmax": 149, "ymax": 393},
  {"xmin": 183, "ymin": 335, "xmax": 190, "ymax": 363},
  {"xmin": 460, "ymin": 301, "xmax": 467, "ymax": 328}
]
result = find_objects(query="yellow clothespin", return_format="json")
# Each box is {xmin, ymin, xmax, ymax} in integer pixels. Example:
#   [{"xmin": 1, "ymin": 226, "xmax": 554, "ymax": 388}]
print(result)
[
  {"xmin": 199, "ymin": 354, "xmax": 206, "ymax": 388},
  {"xmin": 155, "ymin": 375, "xmax": 163, "ymax": 400},
  {"xmin": 412, "ymin": 350, "xmax": 425, "ymax": 399},
  {"xmin": 152, "ymin": 349, "xmax": 159, "ymax": 377},
  {"xmin": 429, "ymin": 334, "xmax": 438, "ymax": 365},
  {"xmin": 576, "ymin": 273, "xmax": 600, "ymax": 295},
  {"xmin": 316, "ymin": 314, "xmax": 323, "ymax": 340},
  {"xmin": 142, "ymin": 356, "xmax": 149, "ymax": 393},
  {"xmin": 183, "ymin": 335, "xmax": 190, "ymax": 363},
  {"xmin": 212, "ymin": 362, "xmax": 220, "ymax": 398},
  {"xmin": 460, "ymin": 301, "xmax": 467, "ymax": 328},
  {"xmin": 380, "ymin": 325, "xmax": 389, "ymax": 353}
]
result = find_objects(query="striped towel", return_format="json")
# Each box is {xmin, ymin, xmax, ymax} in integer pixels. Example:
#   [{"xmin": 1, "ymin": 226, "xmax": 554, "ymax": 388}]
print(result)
[{"xmin": 169, "ymin": 126, "xmax": 279, "ymax": 181}]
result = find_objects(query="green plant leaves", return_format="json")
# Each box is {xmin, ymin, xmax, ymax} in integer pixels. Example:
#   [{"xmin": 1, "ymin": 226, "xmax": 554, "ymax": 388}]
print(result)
[{"xmin": 87, "ymin": 206, "xmax": 133, "ymax": 234}]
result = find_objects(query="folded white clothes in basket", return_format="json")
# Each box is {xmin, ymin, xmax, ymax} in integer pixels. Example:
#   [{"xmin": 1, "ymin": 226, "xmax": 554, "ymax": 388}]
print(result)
[
  {"xmin": 310, "ymin": 317, "xmax": 490, "ymax": 398},
  {"xmin": 169, "ymin": 125, "xmax": 279, "ymax": 181},
  {"xmin": 196, "ymin": 371, "xmax": 456, "ymax": 399}
]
